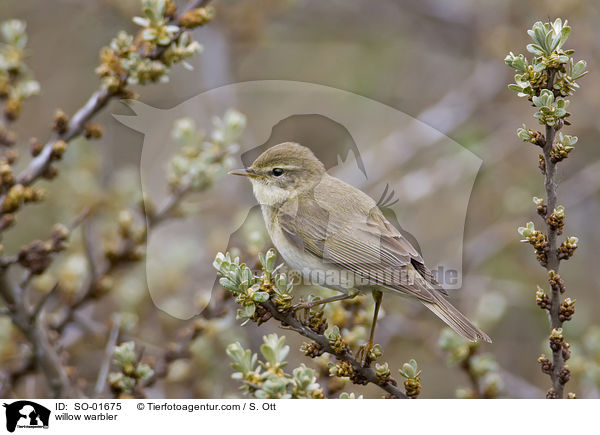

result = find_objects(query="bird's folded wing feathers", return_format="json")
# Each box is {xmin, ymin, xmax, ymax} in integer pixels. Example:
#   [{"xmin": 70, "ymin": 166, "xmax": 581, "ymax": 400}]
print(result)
[
  {"xmin": 369, "ymin": 207, "xmax": 447, "ymax": 295},
  {"xmin": 278, "ymin": 194, "xmax": 445, "ymax": 302}
]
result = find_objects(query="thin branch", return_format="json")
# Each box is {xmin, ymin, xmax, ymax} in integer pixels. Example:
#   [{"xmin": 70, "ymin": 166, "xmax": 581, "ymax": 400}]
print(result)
[
  {"xmin": 0, "ymin": 0, "xmax": 210, "ymax": 210},
  {"xmin": 459, "ymin": 345, "xmax": 484, "ymax": 398},
  {"xmin": 53, "ymin": 245, "xmax": 124, "ymax": 333},
  {"xmin": 43, "ymin": 0, "xmax": 212, "ymax": 333},
  {"xmin": 148, "ymin": 183, "xmax": 192, "ymax": 226},
  {"xmin": 540, "ymin": 69, "xmax": 565, "ymax": 398},
  {"xmin": 465, "ymin": 157, "xmax": 600, "ymax": 270},
  {"xmin": 0, "ymin": 275, "xmax": 75, "ymax": 397},
  {"xmin": 543, "ymin": 71, "xmax": 560, "ymax": 273},
  {"xmin": 55, "ymin": 182, "xmax": 192, "ymax": 333},
  {"xmin": 67, "ymin": 206, "xmax": 94, "ymax": 232},
  {"xmin": 498, "ymin": 368, "xmax": 545, "ymax": 398},
  {"xmin": 94, "ymin": 314, "xmax": 121, "ymax": 398},
  {"xmin": 260, "ymin": 300, "xmax": 408, "ymax": 399},
  {"xmin": 81, "ymin": 219, "xmax": 97, "ymax": 283},
  {"xmin": 0, "ymin": 356, "xmax": 35, "ymax": 398},
  {"xmin": 31, "ymin": 282, "xmax": 59, "ymax": 319},
  {"xmin": 0, "ymin": 0, "xmax": 213, "ymax": 399}
]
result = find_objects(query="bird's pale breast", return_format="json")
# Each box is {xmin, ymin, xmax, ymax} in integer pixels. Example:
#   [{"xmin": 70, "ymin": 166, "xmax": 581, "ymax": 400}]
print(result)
[{"xmin": 261, "ymin": 203, "xmax": 357, "ymax": 293}]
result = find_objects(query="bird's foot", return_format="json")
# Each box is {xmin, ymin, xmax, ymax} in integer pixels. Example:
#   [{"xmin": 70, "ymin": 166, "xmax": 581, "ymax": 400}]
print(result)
[
  {"xmin": 357, "ymin": 342, "xmax": 374, "ymax": 368},
  {"xmin": 290, "ymin": 299, "xmax": 319, "ymax": 313},
  {"xmin": 290, "ymin": 291, "xmax": 359, "ymax": 313},
  {"xmin": 357, "ymin": 341, "xmax": 383, "ymax": 368}
]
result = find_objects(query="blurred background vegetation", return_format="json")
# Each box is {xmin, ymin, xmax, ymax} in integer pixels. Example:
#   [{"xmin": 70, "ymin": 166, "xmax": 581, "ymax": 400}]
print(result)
[{"xmin": 1, "ymin": 0, "xmax": 599, "ymax": 398}]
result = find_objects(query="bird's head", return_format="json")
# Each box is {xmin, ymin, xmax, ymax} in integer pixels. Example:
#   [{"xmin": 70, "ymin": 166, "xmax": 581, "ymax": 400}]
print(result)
[{"xmin": 229, "ymin": 142, "xmax": 325, "ymax": 206}]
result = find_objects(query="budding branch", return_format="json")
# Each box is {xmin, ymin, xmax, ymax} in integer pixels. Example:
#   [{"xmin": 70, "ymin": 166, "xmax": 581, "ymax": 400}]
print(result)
[{"xmin": 260, "ymin": 300, "xmax": 408, "ymax": 399}]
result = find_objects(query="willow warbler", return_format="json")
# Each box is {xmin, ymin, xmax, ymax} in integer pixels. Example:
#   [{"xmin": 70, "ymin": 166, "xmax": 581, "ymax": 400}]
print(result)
[{"xmin": 230, "ymin": 142, "xmax": 491, "ymax": 347}]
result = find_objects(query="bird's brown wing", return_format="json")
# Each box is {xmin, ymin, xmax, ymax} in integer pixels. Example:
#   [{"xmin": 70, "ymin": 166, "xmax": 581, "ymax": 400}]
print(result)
[
  {"xmin": 278, "ymin": 195, "xmax": 441, "ymax": 302},
  {"xmin": 368, "ymin": 207, "xmax": 448, "ymax": 295},
  {"xmin": 279, "ymin": 194, "xmax": 491, "ymax": 343}
]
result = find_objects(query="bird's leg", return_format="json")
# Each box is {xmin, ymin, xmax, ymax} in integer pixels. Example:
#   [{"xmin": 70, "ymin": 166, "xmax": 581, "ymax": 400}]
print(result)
[
  {"xmin": 368, "ymin": 289, "xmax": 383, "ymax": 347},
  {"xmin": 358, "ymin": 289, "xmax": 383, "ymax": 367},
  {"xmin": 291, "ymin": 289, "xmax": 359, "ymax": 312}
]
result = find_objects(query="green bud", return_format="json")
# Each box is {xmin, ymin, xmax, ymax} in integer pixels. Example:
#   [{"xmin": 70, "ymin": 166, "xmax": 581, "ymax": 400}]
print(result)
[
  {"xmin": 518, "ymin": 221, "xmax": 536, "ymax": 238},
  {"xmin": 113, "ymin": 341, "xmax": 136, "ymax": 367},
  {"xmin": 265, "ymin": 248, "xmax": 277, "ymax": 272}
]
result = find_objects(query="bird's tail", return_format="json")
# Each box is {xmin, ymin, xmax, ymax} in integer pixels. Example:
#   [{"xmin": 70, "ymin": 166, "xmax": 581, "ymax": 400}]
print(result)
[{"xmin": 421, "ymin": 291, "xmax": 492, "ymax": 343}]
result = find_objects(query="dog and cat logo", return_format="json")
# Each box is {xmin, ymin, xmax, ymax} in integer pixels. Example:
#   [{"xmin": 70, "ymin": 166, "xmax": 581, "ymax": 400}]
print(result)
[{"xmin": 3, "ymin": 401, "xmax": 50, "ymax": 432}]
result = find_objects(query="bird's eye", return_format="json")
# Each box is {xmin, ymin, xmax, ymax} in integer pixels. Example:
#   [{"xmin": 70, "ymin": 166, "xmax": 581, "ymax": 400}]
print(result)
[{"xmin": 272, "ymin": 168, "xmax": 284, "ymax": 177}]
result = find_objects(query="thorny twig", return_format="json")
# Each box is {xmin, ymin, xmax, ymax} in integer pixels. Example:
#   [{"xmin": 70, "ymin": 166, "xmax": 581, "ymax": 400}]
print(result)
[{"xmin": 260, "ymin": 300, "xmax": 408, "ymax": 399}]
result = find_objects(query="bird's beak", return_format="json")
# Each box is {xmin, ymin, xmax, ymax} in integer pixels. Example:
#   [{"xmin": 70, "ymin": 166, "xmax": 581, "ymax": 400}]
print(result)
[{"xmin": 228, "ymin": 168, "xmax": 259, "ymax": 178}]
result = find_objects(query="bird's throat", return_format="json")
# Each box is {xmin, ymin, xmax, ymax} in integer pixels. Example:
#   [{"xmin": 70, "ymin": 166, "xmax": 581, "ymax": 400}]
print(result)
[{"xmin": 250, "ymin": 179, "xmax": 292, "ymax": 208}]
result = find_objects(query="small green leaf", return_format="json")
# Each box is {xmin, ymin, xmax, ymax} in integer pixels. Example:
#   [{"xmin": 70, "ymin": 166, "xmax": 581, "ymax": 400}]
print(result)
[
  {"xmin": 265, "ymin": 248, "xmax": 277, "ymax": 272},
  {"xmin": 527, "ymin": 44, "xmax": 544, "ymax": 56},
  {"xmin": 260, "ymin": 334, "xmax": 289, "ymax": 368},
  {"xmin": 559, "ymin": 23, "xmax": 571, "ymax": 48},
  {"xmin": 219, "ymin": 277, "xmax": 240, "ymax": 293},
  {"xmin": 571, "ymin": 60, "xmax": 587, "ymax": 80},
  {"xmin": 400, "ymin": 362, "xmax": 416, "ymax": 378},
  {"xmin": 508, "ymin": 84, "xmax": 523, "ymax": 92},
  {"xmin": 253, "ymin": 292, "xmax": 270, "ymax": 303}
]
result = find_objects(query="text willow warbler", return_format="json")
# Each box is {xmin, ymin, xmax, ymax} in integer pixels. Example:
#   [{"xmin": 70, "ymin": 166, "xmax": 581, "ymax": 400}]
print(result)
[{"xmin": 230, "ymin": 142, "xmax": 491, "ymax": 346}]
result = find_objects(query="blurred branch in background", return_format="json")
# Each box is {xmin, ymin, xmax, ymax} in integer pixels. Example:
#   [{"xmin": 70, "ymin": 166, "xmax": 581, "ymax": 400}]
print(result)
[
  {"xmin": 466, "ymin": 158, "xmax": 600, "ymax": 271},
  {"xmin": 78, "ymin": 110, "xmax": 245, "ymax": 398},
  {"xmin": 0, "ymin": 20, "xmax": 39, "ymax": 142},
  {"xmin": 55, "ymin": 110, "xmax": 245, "ymax": 335},
  {"xmin": 94, "ymin": 313, "xmax": 121, "ymax": 398},
  {"xmin": 439, "ymin": 329, "xmax": 501, "ymax": 398},
  {"xmin": 0, "ymin": 0, "xmax": 215, "ymax": 398}
]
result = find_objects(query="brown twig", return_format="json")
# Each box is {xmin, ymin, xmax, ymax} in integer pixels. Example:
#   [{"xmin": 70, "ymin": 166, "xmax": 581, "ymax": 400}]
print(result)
[
  {"xmin": 0, "ymin": 0, "xmax": 211, "ymax": 211},
  {"xmin": 0, "ymin": 357, "xmax": 35, "ymax": 398},
  {"xmin": 0, "ymin": 0, "xmax": 213, "ymax": 398},
  {"xmin": 260, "ymin": 300, "xmax": 408, "ymax": 399},
  {"xmin": 540, "ymin": 70, "xmax": 566, "ymax": 398},
  {"xmin": 0, "ymin": 275, "xmax": 76, "ymax": 397},
  {"xmin": 94, "ymin": 314, "xmax": 121, "ymax": 397},
  {"xmin": 55, "ymin": 180, "xmax": 194, "ymax": 333},
  {"xmin": 148, "ymin": 183, "xmax": 193, "ymax": 227},
  {"xmin": 506, "ymin": 21, "xmax": 584, "ymax": 398}
]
